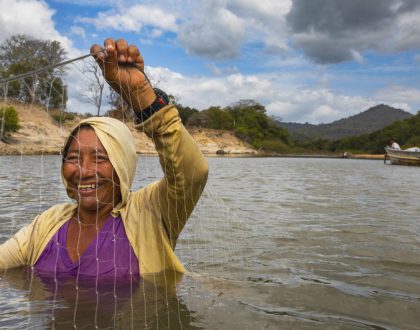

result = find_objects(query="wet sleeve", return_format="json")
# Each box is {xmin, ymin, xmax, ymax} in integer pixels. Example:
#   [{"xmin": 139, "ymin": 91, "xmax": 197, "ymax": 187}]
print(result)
[
  {"xmin": 0, "ymin": 219, "xmax": 36, "ymax": 269},
  {"xmin": 134, "ymin": 105, "xmax": 209, "ymax": 245}
]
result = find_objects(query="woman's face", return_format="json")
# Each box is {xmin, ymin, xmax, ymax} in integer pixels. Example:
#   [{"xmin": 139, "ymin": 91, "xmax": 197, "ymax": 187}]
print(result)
[{"xmin": 62, "ymin": 127, "xmax": 121, "ymax": 213}]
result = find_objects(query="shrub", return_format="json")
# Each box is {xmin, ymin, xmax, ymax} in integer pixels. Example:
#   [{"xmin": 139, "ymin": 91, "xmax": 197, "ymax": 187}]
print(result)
[
  {"xmin": 403, "ymin": 136, "xmax": 420, "ymax": 148},
  {"xmin": 259, "ymin": 139, "xmax": 292, "ymax": 153},
  {"xmin": 0, "ymin": 106, "xmax": 20, "ymax": 139},
  {"xmin": 49, "ymin": 109, "xmax": 75, "ymax": 124}
]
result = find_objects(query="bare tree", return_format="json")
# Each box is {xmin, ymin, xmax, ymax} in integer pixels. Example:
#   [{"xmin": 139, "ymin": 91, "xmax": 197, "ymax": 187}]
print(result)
[
  {"xmin": 81, "ymin": 59, "xmax": 105, "ymax": 116},
  {"xmin": 106, "ymin": 87, "xmax": 132, "ymax": 121}
]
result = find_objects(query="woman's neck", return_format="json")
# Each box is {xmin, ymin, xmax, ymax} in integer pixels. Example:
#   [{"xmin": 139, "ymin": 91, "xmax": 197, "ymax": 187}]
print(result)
[{"xmin": 76, "ymin": 204, "xmax": 115, "ymax": 226}]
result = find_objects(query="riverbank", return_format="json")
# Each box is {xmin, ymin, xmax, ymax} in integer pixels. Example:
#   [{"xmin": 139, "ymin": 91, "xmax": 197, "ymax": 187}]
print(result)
[
  {"xmin": 0, "ymin": 102, "xmax": 257, "ymax": 156},
  {"xmin": 0, "ymin": 102, "xmax": 386, "ymax": 160}
]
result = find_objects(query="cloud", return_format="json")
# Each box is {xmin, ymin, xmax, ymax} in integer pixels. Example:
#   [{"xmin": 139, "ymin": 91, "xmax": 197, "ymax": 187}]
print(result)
[
  {"xmin": 178, "ymin": 0, "xmax": 291, "ymax": 59},
  {"xmin": 59, "ymin": 60, "xmax": 420, "ymax": 124},
  {"xmin": 70, "ymin": 26, "xmax": 87, "ymax": 39},
  {"xmin": 286, "ymin": 0, "xmax": 420, "ymax": 64},
  {"xmin": 51, "ymin": 0, "xmax": 115, "ymax": 6},
  {"xmin": 374, "ymin": 85, "xmax": 420, "ymax": 110},
  {"xmin": 141, "ymin": 67, "xmax": 389, "ymax": 123},
  {"xmin": 178, "ymin": 3, "xmax": 245, "ymax": 59},
  {"xmin": 266, "ymin": 89, "xmax": 375, "ymax": 123},
  {"xmin": 0, "ymin": 0, "xmax": 74, "ymax": 52},
  {"xmin": 77, "ymin": 4, "xmax": 177, "ymax": 33},
  {"xmin": 226, "ymin": 0, "xmax": 292, "ymax": 53}
]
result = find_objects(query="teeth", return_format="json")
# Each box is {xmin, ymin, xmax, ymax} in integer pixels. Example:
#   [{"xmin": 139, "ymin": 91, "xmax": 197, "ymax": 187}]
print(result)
[{"xmin": 78, "ymin": 184, "xmax": 97, "ymax": 190}]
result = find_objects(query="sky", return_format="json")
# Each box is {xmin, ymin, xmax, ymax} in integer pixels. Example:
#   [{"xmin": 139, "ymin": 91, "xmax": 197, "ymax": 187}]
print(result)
[{"xmin": 1, "ymin": 0, "xmax": 420, "ymax": 124}]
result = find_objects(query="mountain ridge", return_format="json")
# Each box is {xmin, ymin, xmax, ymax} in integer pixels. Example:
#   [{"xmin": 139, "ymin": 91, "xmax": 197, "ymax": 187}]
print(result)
[{"xmin": 277, "ymin": 104, "xmax": 413, "ymax": 141}]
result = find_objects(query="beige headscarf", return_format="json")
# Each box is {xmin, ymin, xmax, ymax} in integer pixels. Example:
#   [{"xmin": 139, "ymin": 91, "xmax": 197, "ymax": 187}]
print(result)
[{"xmin": 61, "ymin": 117, "xmax": 137, "ymax": 212}]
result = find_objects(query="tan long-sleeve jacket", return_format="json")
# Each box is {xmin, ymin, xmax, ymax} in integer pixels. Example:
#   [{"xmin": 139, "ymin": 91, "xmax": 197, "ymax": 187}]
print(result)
[{"xmin": 0, "ymin": 105, "xmax": 209, "ymax": 275}]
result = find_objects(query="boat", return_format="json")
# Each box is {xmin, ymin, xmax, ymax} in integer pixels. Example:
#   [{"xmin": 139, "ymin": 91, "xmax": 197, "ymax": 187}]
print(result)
[{"xmin": 384, "ymin": 147, "xmax": 420, "ymax": 166}]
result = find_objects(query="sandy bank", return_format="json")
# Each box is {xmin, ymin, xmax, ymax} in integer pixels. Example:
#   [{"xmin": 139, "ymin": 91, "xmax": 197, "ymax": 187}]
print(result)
[{"xmin": 0, "ymin": 102, "xmax": 257, "ymax": 156}]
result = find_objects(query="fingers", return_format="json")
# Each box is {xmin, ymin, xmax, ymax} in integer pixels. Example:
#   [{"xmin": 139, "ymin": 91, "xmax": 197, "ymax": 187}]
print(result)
[
  {"xmin": 90, "ymin": 44, "xmax": 105, "ymax": 69},
  {"xmin": 128, "ymin": 45, "xmax": 144, "ymax": 71},
  {"xmin": 91, "ymin": 38, "xmax": 144, "ymax": 67},
  {"xmin": 115, "ymin": 39, "xmax": 128, "ymax": 62}
]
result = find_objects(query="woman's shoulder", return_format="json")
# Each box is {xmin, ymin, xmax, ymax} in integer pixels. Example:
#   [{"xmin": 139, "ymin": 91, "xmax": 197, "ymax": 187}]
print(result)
[{"xmin": 35, "ymin": 203, "xmax": 77, "ymax": 224}]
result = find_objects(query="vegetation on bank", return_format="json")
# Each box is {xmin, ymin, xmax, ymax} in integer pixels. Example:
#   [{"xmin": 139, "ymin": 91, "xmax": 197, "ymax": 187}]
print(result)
[
  {"xmin": 0, "ymin": 35, "xmax": 68, "ymax": 109},
  {"xmin": 329, "ymin": 112, "xmax": 420, "ymax": 154},
  {"xmin": 0, "ymin": 106, "xmax": 20, "ymax": 142},
  {"xmin": 176, "ymin": 99, "xmax": 292, "ymax": 153}
]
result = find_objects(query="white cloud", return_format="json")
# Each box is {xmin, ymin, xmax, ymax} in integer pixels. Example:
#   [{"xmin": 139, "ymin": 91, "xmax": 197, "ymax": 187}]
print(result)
[
  {"xmin": 70, "ymin": 26, "xmax": 87, "ymax": 39},
  {"xmin": 140, "ymin": 67, "xmax": 377, "ymax": 123},
  {"xmin": 140, "ymin": 66, "xmax": 420, "ymax": 123},
  {"xmin": 0, "ymin": 0, "xmax": 74, "ymax": 53},
  {"xmin": 266, "ymin": 89, "xmax": 376, "ymax": 123},
  {"xmin": 374, "ymin": 86, "xmax": 420, "ymax": 109},
  {"xmin": 78, "ymin": 4, "xmax": 177, "ymax": 33},
  {"xmin": 52, "ymin": 0, "xmax": 114, "ymax": 6}
]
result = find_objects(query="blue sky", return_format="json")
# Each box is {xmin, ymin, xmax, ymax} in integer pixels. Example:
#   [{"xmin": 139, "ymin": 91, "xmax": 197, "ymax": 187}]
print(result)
[{"xmin": 1, "ymin": 0, "xmax": 420, "ymax": 123}]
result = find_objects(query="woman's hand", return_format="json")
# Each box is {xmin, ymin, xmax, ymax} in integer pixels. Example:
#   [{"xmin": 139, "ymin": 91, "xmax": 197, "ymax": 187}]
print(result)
[{"xmin": 90, "ymin": 38, "xmax": 156, "ymax": 111}]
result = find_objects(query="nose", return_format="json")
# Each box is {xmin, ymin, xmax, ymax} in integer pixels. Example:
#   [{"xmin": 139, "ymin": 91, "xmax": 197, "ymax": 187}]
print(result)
[{"xmin": 77, "ymin": 156, "xmax": 98, "ymax": 178}]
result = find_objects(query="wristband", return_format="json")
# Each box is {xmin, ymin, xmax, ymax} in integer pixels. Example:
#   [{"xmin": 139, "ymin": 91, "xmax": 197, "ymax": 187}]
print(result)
[{"xmin": 134, "ymin": 88, "xmax": 169, "ymax": 122}]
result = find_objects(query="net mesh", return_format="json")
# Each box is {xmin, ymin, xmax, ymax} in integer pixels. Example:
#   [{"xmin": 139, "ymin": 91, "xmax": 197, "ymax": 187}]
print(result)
[{"xmin": 0, "ymin": 54, "xmax": 245, "ymax": 329}]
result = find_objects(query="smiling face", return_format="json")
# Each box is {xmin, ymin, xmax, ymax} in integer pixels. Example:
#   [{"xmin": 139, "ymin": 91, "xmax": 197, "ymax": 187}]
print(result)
[{"xmin": 62, "ymin": 127, "xmax": 121, "ymax": 214}]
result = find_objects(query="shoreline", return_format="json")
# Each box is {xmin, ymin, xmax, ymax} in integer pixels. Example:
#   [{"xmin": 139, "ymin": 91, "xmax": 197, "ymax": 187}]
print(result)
[{"xmin": 0, "ymin": 147, "xmax": 385, "ymax": 160}]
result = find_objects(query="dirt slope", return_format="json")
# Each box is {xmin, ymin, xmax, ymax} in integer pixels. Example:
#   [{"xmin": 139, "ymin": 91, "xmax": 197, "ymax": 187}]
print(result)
[{"xmin": 0, "ymin": 102, "xmax": 257, "ymax": 156}]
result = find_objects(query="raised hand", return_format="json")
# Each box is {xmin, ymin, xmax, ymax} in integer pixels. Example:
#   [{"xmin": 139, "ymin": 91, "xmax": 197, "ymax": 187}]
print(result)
[{"xmin": 90, "ymin": 38, "xmax": 156, "ymax": 112}]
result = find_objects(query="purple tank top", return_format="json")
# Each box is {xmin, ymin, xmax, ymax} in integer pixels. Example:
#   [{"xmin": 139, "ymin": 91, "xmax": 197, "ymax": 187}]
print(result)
[{"xmin": 34, "ymin": 215, "xmax": 139, "ymax": 281}]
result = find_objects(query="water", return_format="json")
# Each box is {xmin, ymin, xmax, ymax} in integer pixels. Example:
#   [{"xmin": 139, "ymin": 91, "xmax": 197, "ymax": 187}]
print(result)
[{"xmin": 0, "ymin": 156, "xmax": 419, "ymax": 329}]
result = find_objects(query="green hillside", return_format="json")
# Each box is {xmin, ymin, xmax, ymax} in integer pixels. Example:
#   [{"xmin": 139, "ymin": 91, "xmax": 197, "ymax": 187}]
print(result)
[
  {"xmin": 279, "ymin": 104, "xmax": 413, "ymax": 141},
  {"xmin": 330, "ymin": 112, "xmax": 420, "ymax": 154}
]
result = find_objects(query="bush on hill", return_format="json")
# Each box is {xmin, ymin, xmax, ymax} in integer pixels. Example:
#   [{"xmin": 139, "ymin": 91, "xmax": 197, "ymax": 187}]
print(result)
[
  {"xmin": 49, "ymin": 109, "xmax": 75, "ymax": 124},
  {"xmin": 0, "ymin": 106, "xmax": 20, "ymax": 142}
]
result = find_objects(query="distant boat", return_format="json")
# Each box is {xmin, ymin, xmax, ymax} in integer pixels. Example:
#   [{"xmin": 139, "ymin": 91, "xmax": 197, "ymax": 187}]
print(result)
[{"xmin": 384, "ymin": 147, "xmax": 420, "ymax": 166}]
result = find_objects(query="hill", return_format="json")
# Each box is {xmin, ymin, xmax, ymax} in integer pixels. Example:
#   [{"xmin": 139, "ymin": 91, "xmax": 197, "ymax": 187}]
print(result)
[
  {"xmin": 0, "ymin": 102, "xmax": 256, "ymax": 155},
  {"xmin": 330, "ymin": 112, "xmax": 420, "ymax": 154},
  {"xmin": 278, "ymin": 104, "xmax": 413, "ymax": 141}
]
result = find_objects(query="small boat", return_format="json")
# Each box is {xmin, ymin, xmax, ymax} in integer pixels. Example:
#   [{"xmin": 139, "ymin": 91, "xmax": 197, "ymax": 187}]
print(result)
[{"xmin": 384, "ymin": 147, "xmax": 420, "ymax": 166}]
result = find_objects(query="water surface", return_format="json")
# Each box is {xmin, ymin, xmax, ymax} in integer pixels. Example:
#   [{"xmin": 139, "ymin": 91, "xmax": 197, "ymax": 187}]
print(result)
[{"xmin": 1, "ymin": 156, "xmax": 419, "ymax": 329}]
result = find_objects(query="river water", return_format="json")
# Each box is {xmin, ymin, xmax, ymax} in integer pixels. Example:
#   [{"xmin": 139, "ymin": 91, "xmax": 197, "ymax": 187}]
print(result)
[{"xmin": 0, "ymin": 156, "xmax": 419, "ymax": 329}]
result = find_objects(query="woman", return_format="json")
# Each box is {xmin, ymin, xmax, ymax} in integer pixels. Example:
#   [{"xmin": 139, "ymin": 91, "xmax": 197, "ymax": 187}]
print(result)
[{"xmin": 0, "ymin": 38, "xmax": 208, "ymax": 279}]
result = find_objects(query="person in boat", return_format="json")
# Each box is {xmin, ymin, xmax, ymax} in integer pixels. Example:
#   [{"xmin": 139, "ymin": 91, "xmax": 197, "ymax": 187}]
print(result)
[
  {"xmin": 388, "ymin": 139, "xmax": 401, "ymax": 150},
  {"xmin": 0, "ymin": 38, "xmax": 209, "ymax": 280}
]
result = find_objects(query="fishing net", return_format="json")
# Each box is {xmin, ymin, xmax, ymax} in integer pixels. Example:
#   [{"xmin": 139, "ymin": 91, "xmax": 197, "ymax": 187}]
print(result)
[{"xmin": 0, "ymin": 52, "xmax": 247, "ymax": 329}]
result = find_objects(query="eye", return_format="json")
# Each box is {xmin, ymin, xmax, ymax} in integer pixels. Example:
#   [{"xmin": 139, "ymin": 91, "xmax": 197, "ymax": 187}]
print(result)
[
  {"xmin": 64, "ymin": 154, "xmax": 80, "ymax": 164},
  {"xmin": 95, "ymin": 154, "xmax": 110, "ymax": 163}
]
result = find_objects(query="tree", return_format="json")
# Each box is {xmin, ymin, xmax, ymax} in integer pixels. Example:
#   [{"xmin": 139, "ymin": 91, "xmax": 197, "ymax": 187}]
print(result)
[
  {"xmin": 0, "ymin": 106, "xmax": 20, "ymax": 143},
  {"xmin": 81, "ymin": 59, "xmax": 105, "ymax": 116},
  {"xmin": 227, "ymin": 100, "xmax": 290, "ymax": 149},
  {"xmin": 0, "ymin": 34, "xmax": 67, "ymax": 108},
  {"xmin": 105, "ymin": 87, "xmax": 132, "ymax": 121}
]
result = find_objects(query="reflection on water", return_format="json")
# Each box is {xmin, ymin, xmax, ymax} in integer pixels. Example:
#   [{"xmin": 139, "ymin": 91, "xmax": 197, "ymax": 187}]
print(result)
[
  {"xmin": 1, "ymin": 156, "xmax": 420, "ymax": 329},
  {"xmin": 0, "ymin": 268, "xmax": 199, "ymax": 329}
]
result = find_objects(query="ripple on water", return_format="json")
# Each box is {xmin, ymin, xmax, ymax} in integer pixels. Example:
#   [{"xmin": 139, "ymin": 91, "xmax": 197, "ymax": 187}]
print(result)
[{"xmin": 1, "ymin": 156, "xmax": 420, "ymax": 328}]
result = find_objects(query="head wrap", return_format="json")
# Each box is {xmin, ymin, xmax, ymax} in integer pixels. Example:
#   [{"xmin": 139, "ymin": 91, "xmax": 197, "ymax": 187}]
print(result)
[{"xmin": 61, "ymin": 117, "xmax": 137, "ymax": 211}]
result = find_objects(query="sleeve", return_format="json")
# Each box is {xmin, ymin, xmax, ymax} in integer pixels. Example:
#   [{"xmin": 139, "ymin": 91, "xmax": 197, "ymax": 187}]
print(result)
[
  {"xmin": 135, "ymin": 104, "xmax": 209, "ymax": 245},
  {"xmin": 0, "ymin": 218, "xmax": 37, "ymax": 269}
]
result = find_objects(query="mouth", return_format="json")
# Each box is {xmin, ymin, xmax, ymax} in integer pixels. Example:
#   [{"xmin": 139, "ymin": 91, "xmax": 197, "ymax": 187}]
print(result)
[
  {"xmin": 77, "ymin": 183, "xmax": 99, "ymax": 192},
  {"xmin": 70, "ymin": 183, "xmax": 104, "ymax": 197}
]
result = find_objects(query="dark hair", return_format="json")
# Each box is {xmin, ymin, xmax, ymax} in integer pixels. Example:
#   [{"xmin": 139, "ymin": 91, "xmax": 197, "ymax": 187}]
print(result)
[{"xmin": 61, "ymin": 123, "xmax": 93, "ymax": 161}]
